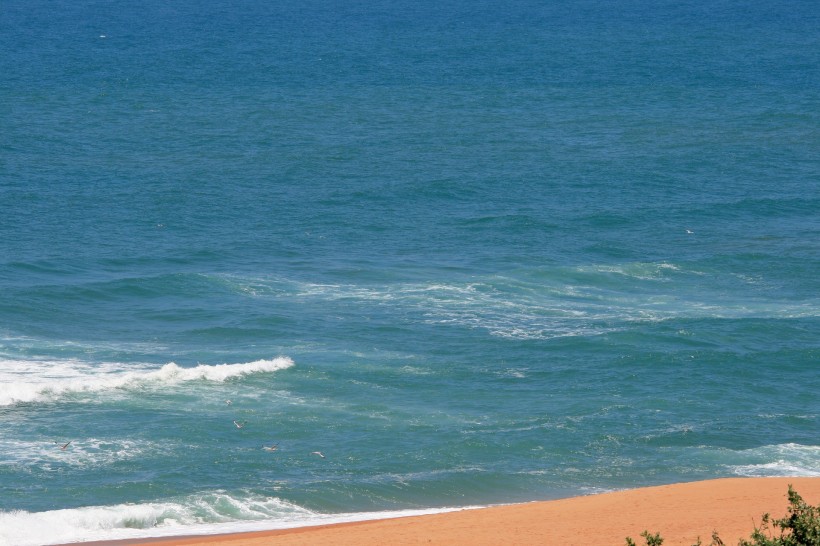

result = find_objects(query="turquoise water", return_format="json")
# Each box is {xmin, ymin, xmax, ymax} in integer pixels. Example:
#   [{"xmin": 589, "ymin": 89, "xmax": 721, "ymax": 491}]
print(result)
[{"xmin": 1, "ymin": 0, "xmax": 819, "ymax": 544}]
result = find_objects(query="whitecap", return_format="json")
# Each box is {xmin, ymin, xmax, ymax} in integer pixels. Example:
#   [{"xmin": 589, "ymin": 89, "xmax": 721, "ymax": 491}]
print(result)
[
  {"xmin": 0, "ymin": 357, "xmax": 294, "ymax": 406},
  {"xmin": 727, "ymin": 443, "xmax": 820, "ymax": 477},
  {"xmin": 0, "ymin": 491, "xmax": 475, "ymax": 546}
]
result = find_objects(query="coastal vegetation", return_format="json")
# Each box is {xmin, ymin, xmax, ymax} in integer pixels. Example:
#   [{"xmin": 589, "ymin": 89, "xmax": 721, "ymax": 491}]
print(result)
[{"xmin": 626, "ymin": 486, "xmax": 820, "ymax": 546}]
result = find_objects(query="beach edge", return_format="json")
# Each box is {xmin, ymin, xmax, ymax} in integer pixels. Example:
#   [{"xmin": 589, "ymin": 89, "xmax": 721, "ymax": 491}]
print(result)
[{"xmin": 63, "ymin": 477, "xmax": 820, "ymax": 546}]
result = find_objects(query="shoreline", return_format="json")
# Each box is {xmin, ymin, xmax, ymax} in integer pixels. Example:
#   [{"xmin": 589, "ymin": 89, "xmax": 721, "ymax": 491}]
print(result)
[{"xmin": 68, "ymin": 477, "xmax": 820, "ymax": 546}]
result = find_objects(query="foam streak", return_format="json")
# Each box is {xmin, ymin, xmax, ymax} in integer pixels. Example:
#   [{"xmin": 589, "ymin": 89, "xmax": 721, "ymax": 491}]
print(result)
[{"xmin": 0, "ymin": 357, "xmax": 294, "ymax": 406}]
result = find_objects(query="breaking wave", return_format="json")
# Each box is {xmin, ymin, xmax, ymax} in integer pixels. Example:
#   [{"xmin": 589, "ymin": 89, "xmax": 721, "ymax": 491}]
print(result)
[
  {"xmin": 0, "ymin": 491, "xmax": 469, "ymax": 546},
  {"xmin": 0, "ymin": 357, "xmax": 294, "ymax": 406},
  {"xmin": 728, "ymin": 443, "xmax": 820, "ymax": 477}
]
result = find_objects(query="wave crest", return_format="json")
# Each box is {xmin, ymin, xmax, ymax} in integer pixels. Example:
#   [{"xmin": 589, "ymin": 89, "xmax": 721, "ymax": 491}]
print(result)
[
  {"xmin": 0, "ymin": 492, "xmax": 312, "ymax": 546},
  {"xmin": 0, "ymin": 491, "xmax": 470, "ymax": 546},
  {"xmin": 729, "ymin": 443, "xmax": 820, "ymax": 477},
  {"xmin": 0, "ymin": 357, "xmax": 294, "ymax": 407}
]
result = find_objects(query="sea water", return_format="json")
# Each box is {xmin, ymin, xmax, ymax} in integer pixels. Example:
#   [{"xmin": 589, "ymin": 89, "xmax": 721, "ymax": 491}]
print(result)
[{"xmin": 1, "ymin": 0, "xmax": 818, "ymax": 544}]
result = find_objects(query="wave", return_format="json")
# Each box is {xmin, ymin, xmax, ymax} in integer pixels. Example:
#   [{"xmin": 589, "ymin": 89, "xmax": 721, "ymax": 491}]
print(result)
[
  {"xmin": 0, "ymin": 491, "xmax": 472, "ymax": 546},
  {"xmin": 727, "ymin": 443, "xmax": 820, "ymax": 477},
  {"xmin": 0, "ymin": 357, "xmax": 294, "ymax": 407}
]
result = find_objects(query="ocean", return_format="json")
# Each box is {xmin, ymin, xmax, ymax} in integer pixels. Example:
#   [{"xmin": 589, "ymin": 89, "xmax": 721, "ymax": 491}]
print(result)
[{"xmin": 1, "ymin": 0, "xmax": 818, "ymax": 544}]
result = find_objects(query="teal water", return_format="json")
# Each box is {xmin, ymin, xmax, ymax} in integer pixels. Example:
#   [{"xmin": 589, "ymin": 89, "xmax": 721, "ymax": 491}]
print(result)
[{"xmin": 1, "ymin": 0, "xmax": 819, "ymax": 544}]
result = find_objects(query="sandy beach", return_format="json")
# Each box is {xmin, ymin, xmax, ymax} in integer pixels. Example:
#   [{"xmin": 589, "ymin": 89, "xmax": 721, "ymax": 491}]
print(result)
[{"xmin": 117, "ymin": 477, "xmax": 819, "ymax": 546}]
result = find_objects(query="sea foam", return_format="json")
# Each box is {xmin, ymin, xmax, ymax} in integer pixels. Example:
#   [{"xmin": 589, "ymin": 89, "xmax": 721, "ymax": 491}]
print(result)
[
  {"xmin": 0, "ymin": 357, "xmax": 294, "ymax": 406},
  {"xmin": 0, "ymin": 492, "xmax": 312, "ymax": 546},
  {"xmin": 729, "ymin": 443, "xmax": 820, "ymax": 477},
  {"xmin": 0, "ymin": 492, "xmax": 471, "ymax": 546}
]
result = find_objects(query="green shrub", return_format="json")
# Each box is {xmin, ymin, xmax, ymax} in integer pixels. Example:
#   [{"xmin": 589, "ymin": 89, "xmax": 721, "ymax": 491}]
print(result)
[
  {"xmin": 738, "ymin": 486, "xmax": 820, "ymax": 546},
  {"xmin": 625, "ymin": 486, "xmax": 820, "ymax": 546},
  {"xmin": 626, "ymin": 531, "xmax": 663, "ymax": 546}
]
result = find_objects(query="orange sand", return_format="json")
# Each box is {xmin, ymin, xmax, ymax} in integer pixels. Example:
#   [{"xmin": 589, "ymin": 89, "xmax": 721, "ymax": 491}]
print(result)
[{"xmin": 129, "ymin": 478, "xmax": 820, "ymax": 546}]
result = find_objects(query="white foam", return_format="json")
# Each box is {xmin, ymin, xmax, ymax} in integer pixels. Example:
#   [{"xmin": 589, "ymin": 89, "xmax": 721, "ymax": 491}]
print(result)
[
  {"xmin": 728, "ymin": 443, "xmax": 820, "ymax": 477},
  {"xmin": 586, "ymin": 261, "xmax": 681, "ymax": 281},
  {"xmin": 217, "ymin": 270, "xmax": 820, "ymax": 342},
  {"xmin": 0, "ymin": 438, "xmax": 171, "ymax": 469},
  {"xmin": 0, "ymin": 492, "xmax": 477, "ymax": 546},
  {"xmin": 733, "ymin": 461, "xmax": 820, "ymax": 477},
  {"xmin": 0, "ymin": 357, "xmax": 294, "ymax": 406},
  {"xmin": 0, "ymin": 493, "xmax": 310, "ymax": 546}
]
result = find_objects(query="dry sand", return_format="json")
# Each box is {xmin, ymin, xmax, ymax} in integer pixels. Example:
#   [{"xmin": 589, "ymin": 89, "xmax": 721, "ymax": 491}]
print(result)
[{"xmin": 119, "ymin": 477, "xmax": 820, "ymax": 546}]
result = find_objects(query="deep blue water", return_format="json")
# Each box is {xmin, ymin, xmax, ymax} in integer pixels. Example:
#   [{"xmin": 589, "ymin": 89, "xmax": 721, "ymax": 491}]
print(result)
[{"xmin": 1, "ymin": 0, "xmax": 819, "ymax": 544}]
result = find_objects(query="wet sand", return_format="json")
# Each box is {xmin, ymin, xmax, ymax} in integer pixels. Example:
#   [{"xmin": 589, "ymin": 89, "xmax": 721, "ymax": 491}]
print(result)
[{"xmin": 97, "ymin": 477, "xmax": 820, "ymax": 546}]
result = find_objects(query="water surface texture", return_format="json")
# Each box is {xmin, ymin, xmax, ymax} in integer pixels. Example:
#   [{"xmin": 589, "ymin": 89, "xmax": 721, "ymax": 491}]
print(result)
[{"xmin": 1, "ymin": 0, "xmax": 819, "ymax": 544}]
